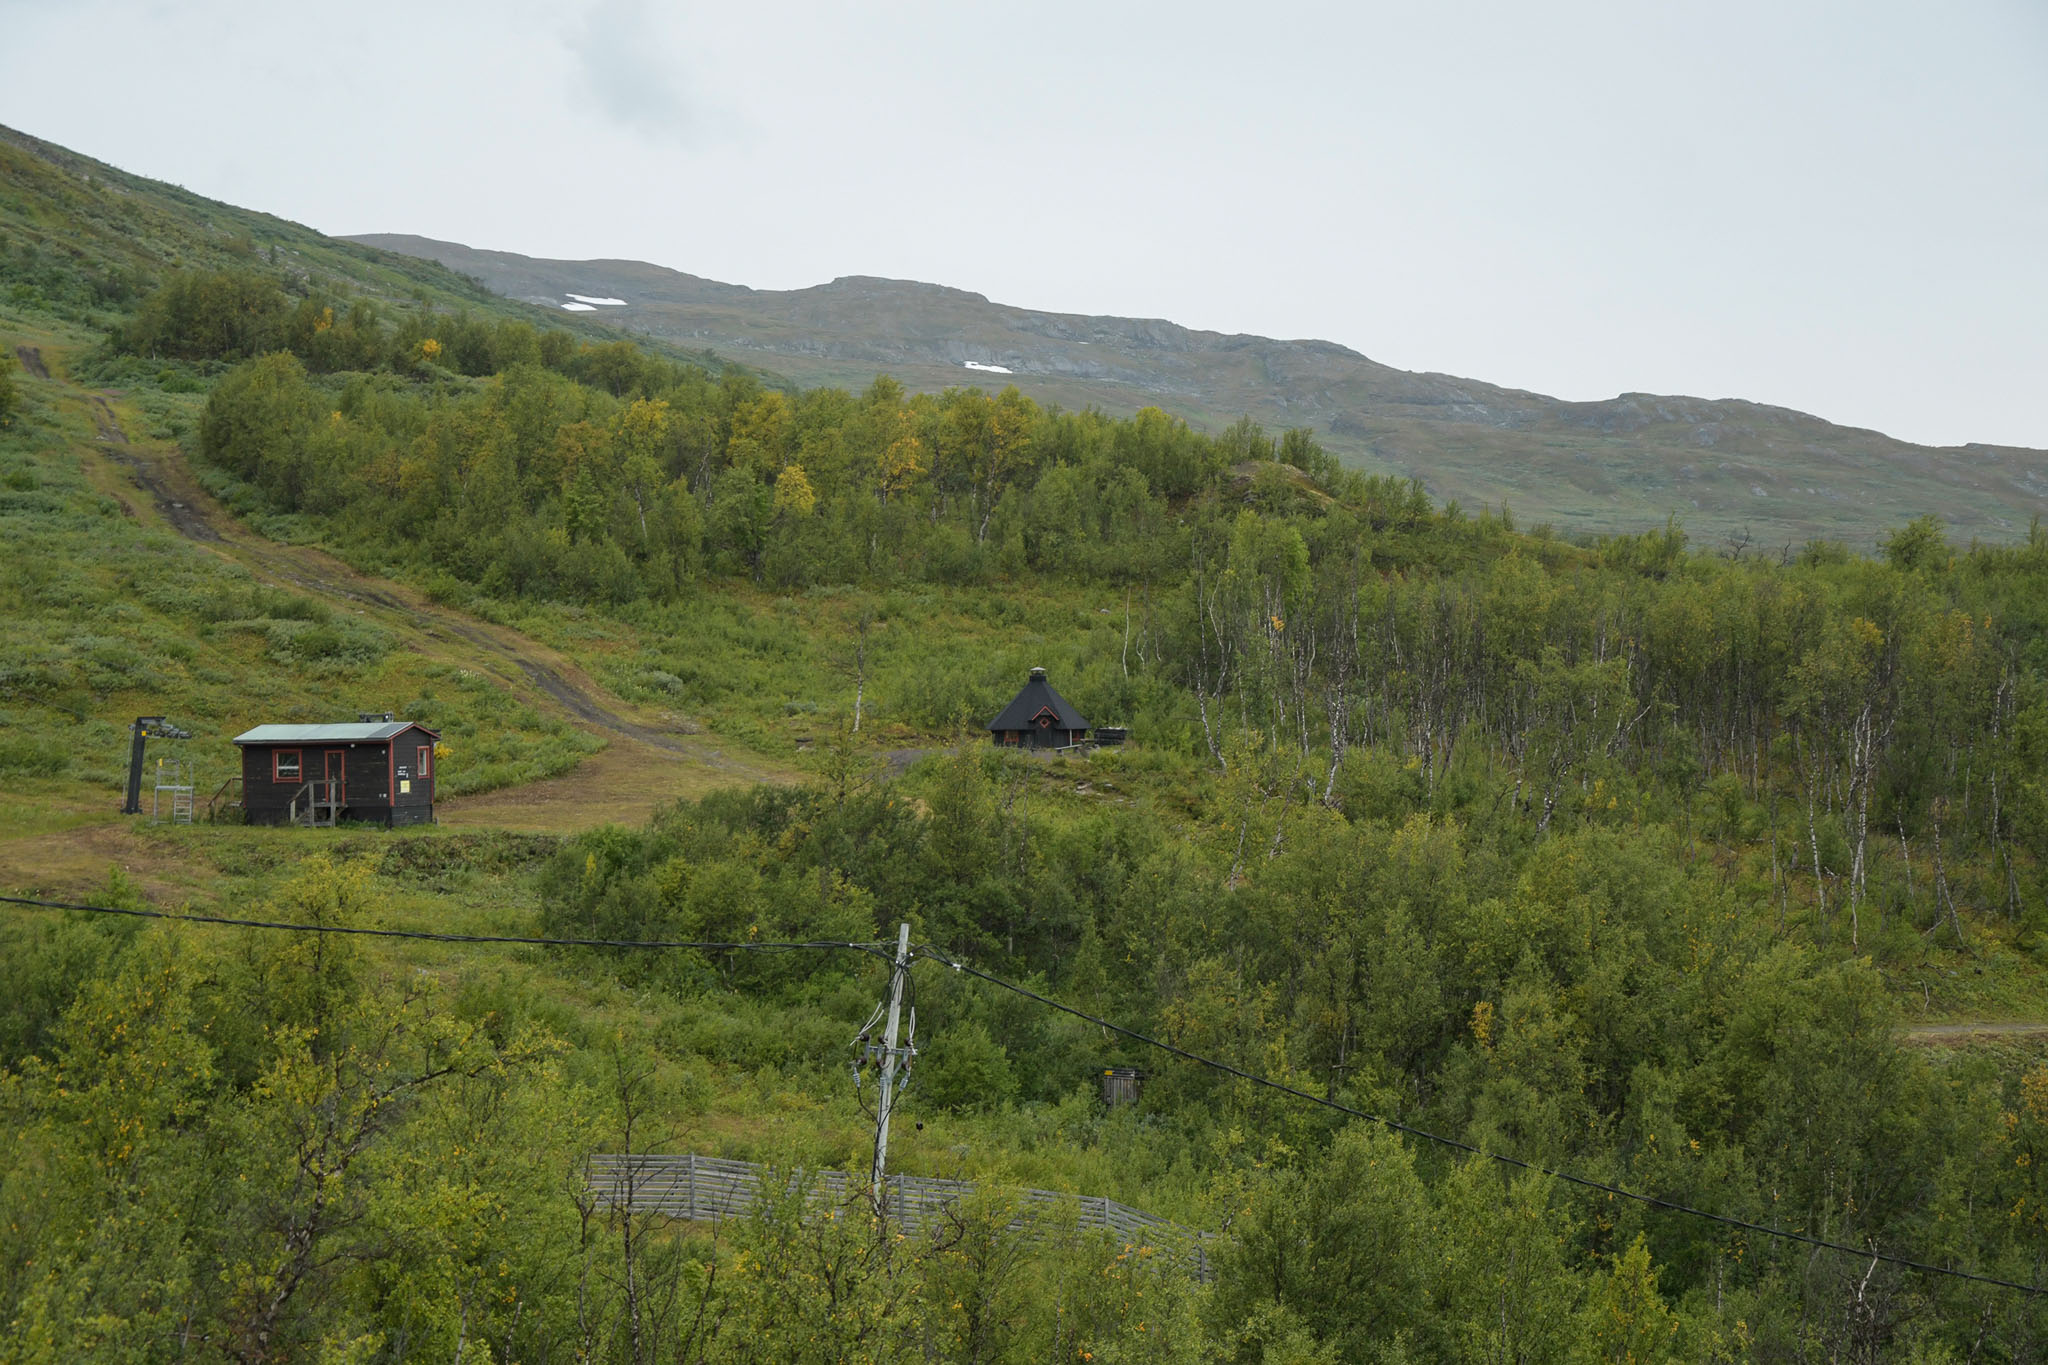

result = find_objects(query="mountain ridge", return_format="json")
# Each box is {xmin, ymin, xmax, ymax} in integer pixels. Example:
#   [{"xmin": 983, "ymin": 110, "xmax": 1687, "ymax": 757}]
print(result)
[
  {"xmin": 346, "ymin": 232, "xmax": 2048, "ymax": 547},
  {"xmin": 0, "ymin": 111, "xmax": 2033, "ymax": 549}
]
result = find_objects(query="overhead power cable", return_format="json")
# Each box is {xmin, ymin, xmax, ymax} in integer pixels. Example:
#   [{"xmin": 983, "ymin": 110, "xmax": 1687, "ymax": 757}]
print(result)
[
  {"xmin": 928, "ymin": 948, "xmax": 2044, "ymax": 1298},
  {"xmin": 8, "ymin": 889, "xmax": 2035, "ymax": 1295},
  {"xmin": 0, "ymin": 894, "xmax": 897, "ymax": 962}
]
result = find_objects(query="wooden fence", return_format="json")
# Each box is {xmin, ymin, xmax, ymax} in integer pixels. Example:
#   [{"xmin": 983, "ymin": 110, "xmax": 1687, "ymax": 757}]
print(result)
[{"xmin": 586, "ymin": 1153, "xmax": 1215, "ymax": 1281}]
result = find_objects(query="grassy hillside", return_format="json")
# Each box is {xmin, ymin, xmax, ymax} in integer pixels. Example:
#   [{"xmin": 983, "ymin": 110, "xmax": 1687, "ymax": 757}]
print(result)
[
  {"xmin": 352, "ymin": 231, "xmax": 2048, "ymax": 551},
  {"xmin": 0, "ymin": 332, "xmax": 582, "ymax": 826},
  {"xmin": 0, "ymin": 125, "xmax": 742, "ymax": 379},
  {"xmin": 0, "ymin": 321, "xmax": 837, "ymax": 881},
  {"xmin": 2, "ymin": 124, "xmax": 2048, "ymax": 1363}
]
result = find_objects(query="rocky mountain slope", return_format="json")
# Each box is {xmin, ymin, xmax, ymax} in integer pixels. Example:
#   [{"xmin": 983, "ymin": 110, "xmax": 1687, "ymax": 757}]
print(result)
[{"xmin": 351, "ymin": 232, "xmax": 2048, "ymax": 548}]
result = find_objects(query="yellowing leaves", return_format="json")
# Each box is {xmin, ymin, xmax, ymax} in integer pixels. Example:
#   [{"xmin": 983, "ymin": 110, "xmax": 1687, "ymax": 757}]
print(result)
[
  {"xmin": 874, "ymin": 405, "xmax": 927, "ymax": 502},
  {"xmin": 610, "ymin": 396, "xmax": 674, "ymax": 462},
  {"xmin": 727, "ymin": 390, "xmax": 791, "ymax": 476},
  {"xmin": 773, "ymin": 463, "xmax": 818, "ymax": 518},
  {"xmin": 2023, "ymin": 1065, "xmax": 2048, "ymax": 1126},
  {"xmin": 1471, "ymin": 1000, "xmax": 1496, "ymax": 1049}
]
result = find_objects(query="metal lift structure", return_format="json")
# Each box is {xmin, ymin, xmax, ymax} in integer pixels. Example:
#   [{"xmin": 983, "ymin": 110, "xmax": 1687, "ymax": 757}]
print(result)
[{"xmin": 122, "ymin": 715, "xmax": 194, "ymax": 824}]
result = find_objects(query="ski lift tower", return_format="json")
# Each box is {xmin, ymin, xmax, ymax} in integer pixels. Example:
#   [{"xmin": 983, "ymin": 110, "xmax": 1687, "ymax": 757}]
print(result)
[{"xmin": 122, "ymin": 715, "xmax": 193, "ymax": 823}]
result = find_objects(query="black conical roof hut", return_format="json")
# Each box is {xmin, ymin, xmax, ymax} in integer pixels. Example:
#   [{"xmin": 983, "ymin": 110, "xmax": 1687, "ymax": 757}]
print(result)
[{"xmin": 988, "ymin": 667, "xmax": 1091, "ymax": 749}]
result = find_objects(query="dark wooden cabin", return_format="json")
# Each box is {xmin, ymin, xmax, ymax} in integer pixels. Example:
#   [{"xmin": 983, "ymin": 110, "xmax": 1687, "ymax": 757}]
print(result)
[
  {"xmin": 231, "ymin": 719, "xmax": 439, "ymax": 827},
  {"xmin": 987, "ymin": 667, "xmax": 1091, "ymax": 750}
]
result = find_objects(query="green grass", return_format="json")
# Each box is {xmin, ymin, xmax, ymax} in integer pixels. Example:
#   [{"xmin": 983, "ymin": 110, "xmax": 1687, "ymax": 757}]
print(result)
[
  {"xmin": 0, "ymin": 325, "xmax": 598, "ymax": 815},
  {"xmin": 481, "ymin": 583, "xmax": 1188, "ymax": 762}
]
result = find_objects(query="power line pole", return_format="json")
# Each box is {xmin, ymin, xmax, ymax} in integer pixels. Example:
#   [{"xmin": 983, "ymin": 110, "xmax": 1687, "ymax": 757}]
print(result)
[{"xmin": 869, "ymin": 922, "xmax": 911, "ymax": 1217}]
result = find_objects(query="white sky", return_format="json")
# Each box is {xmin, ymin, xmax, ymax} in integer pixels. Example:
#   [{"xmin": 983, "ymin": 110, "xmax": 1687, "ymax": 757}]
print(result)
[{"xmin": 3, "ymin": 0, "xmax": 2044, "ymax": 449}]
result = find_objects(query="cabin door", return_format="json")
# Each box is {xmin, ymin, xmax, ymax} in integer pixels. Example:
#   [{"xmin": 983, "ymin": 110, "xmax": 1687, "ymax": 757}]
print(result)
[{"xmin": 323, "ymin": 750, "xmax": 346, "ymax": 805}]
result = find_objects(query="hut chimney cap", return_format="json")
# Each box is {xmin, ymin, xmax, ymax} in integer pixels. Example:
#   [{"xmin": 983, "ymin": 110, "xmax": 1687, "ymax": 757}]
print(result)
[{"xmin": 1029, "ymin": 665, "xmax": 1047, "ymax": 679}]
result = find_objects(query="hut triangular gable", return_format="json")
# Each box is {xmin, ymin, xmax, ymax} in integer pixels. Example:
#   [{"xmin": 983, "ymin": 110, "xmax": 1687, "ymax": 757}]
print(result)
[{"xmin": 987, "ymin": 669, "xmax": 1091, "ymax": 732}]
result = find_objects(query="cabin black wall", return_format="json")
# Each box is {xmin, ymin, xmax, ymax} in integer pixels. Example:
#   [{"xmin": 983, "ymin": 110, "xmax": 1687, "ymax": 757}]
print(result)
[
  {"xmin": 232, "ymin": 723, "xmax": 438, "ymax": 827},
  {"xmin": 236, "ymin": 738, "xmax": 434, "ymax": 826},
  {"xmin": 241, "ymin": 745, "xmax": 306, "ymax": 824},
  {"xmin": 993, "ymin": 727, "xmax": 1085, "ymax": 750},
  {"xmin": 389, "ymin": 734, "xmax": 435, "ymax": 814}
]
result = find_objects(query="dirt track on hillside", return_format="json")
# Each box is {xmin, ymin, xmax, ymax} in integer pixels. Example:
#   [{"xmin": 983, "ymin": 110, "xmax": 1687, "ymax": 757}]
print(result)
[
  {"xmin": 78, "ymin": 388, "xmax": 792, "ymax": 829},
  {"xmin": 1901, "ymin": 1021, "xmax": 2048, "ymax": 1045},
  {"xmin": 90, "ymin": 393, "xmax": 220, "ymax": 540}
]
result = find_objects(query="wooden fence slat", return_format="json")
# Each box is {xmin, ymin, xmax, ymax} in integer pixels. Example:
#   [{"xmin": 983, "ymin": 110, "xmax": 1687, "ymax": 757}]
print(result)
[{"xmin": 586, "ymin": 1154, "xmax": 1216, "ymax": 1280}]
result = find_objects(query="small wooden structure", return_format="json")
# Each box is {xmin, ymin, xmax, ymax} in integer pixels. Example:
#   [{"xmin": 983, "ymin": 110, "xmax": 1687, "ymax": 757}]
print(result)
[
  {"xmin": 988, "ymin": 666, "xmax": 1091, "ymax": 750},
  {"xmin": 231, "ymin": 718, "xmax": 439, "ymax": 827},
  {"xmin": 1100, "ymin": 1067, "xmax": 1146, "ymax": 1107}
]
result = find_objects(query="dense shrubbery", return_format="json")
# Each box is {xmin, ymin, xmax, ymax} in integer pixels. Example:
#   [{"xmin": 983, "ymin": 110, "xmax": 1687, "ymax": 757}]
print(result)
[
  {"xmin": 521, "ymin": 736, "xmax": 2048, "ymax": 1358},
  {"xmin": 4, "ymin": 261, "xmax": 2047, "ymax": 1362},
  {"xmin": 188, "ymin": 299, "xmax": 2048, "ymax": 959},
  {"xmin": 115, "ymin": 267, "xmax": 670, "ymax": 385},
  {"xmin": 0, "ymin": 859, "xmax": 1224, "ymax": 1364},
  {"xmin": 191, "ymin": 324, "xmax": 1448, "ymax": 606}
]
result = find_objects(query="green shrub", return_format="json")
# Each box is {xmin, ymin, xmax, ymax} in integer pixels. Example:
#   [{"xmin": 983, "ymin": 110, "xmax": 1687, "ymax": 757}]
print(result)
[
  {"xmin": 0, "ymin": 734, "xmax": 68, "ymax": 777},
  {"xmin": 917, "ymin": 1020, "xmax": 1018, "ymax": 1112},
  {"xmin": 116, "ymin": 268, "xmax": 289, "ymax": 362}
]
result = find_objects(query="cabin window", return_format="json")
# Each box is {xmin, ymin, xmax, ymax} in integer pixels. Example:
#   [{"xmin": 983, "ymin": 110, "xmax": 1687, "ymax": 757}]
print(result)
[
  {"xmin": 417, "ymin": 745, "xmax": 433, "ymax": 780},
  {"xmin": 273, "ymin": 750, "xmax": 302, "ymax": 782}
]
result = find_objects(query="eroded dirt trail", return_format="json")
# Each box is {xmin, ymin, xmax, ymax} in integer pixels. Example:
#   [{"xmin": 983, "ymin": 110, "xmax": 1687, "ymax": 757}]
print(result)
[
  {"xmin": 1902, "ymin": 1021, "xmax": 2048, "ymax": 1045},
  {"xmin": 77, "ymin": 387, "xmax": 793, "ymax": 830},
  {"xmin": 89, "ymin": 393, "xmax": 219, "ymax": 540}
]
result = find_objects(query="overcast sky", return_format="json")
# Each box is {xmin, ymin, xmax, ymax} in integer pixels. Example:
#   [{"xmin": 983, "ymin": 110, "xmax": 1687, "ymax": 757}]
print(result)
[{"xmin": 3, "ymin": 0, "xmax": 2044, "ymax": 448}]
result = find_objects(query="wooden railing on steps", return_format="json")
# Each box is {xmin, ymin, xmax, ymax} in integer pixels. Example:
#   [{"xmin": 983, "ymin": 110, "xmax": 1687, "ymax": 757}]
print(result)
[
  {"xmin": 206, "ymin": 776, "xmax": 243, "ymax": 823},
  {"xmin": 287, "ymin": 777, "xmax": 344, "ymax": 827}
]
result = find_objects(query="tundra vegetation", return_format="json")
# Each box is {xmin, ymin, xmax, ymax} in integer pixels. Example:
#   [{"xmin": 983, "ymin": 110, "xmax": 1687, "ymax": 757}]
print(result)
[{"xmin": 3, "ymin": 239, "xmax": 2048, "ymax": 1363}]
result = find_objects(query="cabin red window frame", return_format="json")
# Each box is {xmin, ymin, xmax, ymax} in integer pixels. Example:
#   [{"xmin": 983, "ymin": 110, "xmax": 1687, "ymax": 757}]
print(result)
[
  {"xmin": 272, "ymin": 749, "xmax": 303, "ymax": 782},
  {"xmin": 417, "ymin": 745, "xmax": 433, "ymax": 781}
]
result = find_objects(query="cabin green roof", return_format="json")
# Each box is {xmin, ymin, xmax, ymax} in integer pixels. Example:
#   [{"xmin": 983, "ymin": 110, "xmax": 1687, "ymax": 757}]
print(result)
[{"xmin": 232, "ymin": 722, "xmax": 435, "ymax": 745}]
